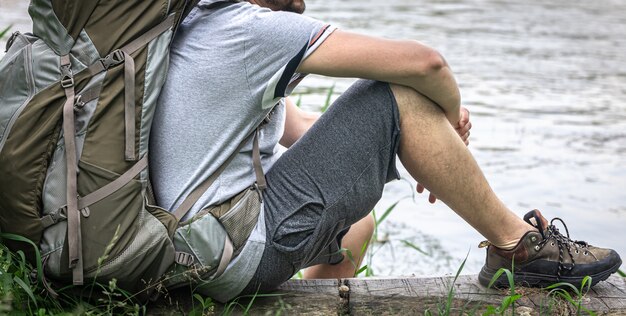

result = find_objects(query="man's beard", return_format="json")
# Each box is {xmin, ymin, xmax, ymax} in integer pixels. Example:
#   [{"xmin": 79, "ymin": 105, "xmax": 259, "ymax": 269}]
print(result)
[{"xmin": 262, "ymin": 0, "xmax": 305, "ymax": 14}]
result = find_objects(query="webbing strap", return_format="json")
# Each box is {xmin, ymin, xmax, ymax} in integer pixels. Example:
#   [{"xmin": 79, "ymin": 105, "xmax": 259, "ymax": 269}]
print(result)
[
  {"xmin": 78, "ymin": 156, "xmax": 148, "ymax": 210},
  {"xmin": 74, "ymin": 82, "xmax": 102, "ymax": 110},
  {"xmin": 252, "ymin": 129, "xmax": 266, "ymax": 191},
  {"xmin": 40, "ymin": 207, "xmax": 67, "ymax": 229},
  {"xmin": 122, "ymin": 51, "xmax": 136, "ymax": 161},
  {"xmin": 87, "ymin": 14, "xmax": 176, "ymax": 75},
  {"xmin": 214, "ymin": 236, "xmax": 233, "ymax": 279},
  {"xmin": 60, "ymin": 54, "xmax": 83, "ymax": 285}
]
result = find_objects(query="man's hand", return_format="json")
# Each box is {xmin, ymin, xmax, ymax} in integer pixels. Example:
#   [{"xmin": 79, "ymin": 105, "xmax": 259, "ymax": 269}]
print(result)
[
  {"xmin": 416, "ymin": 106, "xmax": 471, "ymax": 204},
  {"xmin": 455, "ymin": 107, "xmax": 471, "ymax": 146}
]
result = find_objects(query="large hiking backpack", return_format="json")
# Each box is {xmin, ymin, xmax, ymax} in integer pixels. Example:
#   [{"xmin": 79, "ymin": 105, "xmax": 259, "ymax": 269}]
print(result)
[{"xmin": 0, "ymin": 0, "xmax": 220, "ymax": 298}]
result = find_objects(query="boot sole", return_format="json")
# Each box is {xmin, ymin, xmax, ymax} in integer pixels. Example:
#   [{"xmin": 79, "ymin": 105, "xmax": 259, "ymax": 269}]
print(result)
[{"xmin": 478, "ymin": 258, "xmax": 622, "ymax": 289}]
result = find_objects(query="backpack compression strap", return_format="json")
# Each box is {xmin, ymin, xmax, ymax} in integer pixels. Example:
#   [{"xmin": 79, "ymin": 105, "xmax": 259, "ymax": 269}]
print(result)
[
  {"xmin": 61, "ymin": 15, "xmax": 176, "ymax": 286},
  {"xmin": 60, "ymin": 54, "xmax": 83, "ymax": 285}
]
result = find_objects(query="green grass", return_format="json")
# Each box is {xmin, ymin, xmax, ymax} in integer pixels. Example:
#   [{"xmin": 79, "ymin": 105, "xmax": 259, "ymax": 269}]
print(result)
[
  {"xmin": 545, "ymin": 277, "xmax": 596, "ymax": 316},
  {"xmin": 0, "ymin": 25, "xmax": 12, "ymax": 39},
  {"xmin": 0, "ymin": 232, "xmax": 150, "ymax": 315}
]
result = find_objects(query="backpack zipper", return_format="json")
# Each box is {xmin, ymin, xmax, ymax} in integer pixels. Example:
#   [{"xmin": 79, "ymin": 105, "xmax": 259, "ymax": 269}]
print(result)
[{"xmin": 0, "ymin": 43, "xmax": 35, "ymax": 153}]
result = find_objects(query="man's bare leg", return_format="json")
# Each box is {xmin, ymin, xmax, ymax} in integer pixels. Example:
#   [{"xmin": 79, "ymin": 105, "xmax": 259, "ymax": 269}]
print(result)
[
  {"xmin": 391, "ymin": 84, "xmax": 534, "ymax": 247},
  {"xmin": 303, "ymin": 214, "xmax": 375, "ymax": 279}
]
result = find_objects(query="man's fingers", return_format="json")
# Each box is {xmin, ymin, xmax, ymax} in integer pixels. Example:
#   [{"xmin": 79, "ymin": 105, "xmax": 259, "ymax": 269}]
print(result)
[
  {"xmin": 457, "ymin": 107, "xmax": 470, "ymax": 128},
  {"xmin": 429, "ymin": 193, "xmax": 437, "ymax": 204},
  {"xmin": 462, "ymin": 130, "xmax": 470, "ymax": 140},
  {"xmin": 417, "ymin": 183, "xmax": 438, "ymax": 203},
  {"xmin": 455, "ymin": 121, "xmax": 472, "ymax": 135},
  {"xmin": 416, "ymin": 183, "xmax": 425, "ymax": 193}
]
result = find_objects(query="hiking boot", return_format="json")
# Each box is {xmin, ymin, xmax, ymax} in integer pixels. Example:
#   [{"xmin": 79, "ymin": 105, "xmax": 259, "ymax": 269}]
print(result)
[{"xmin": 478, "ymin": 209, "xmax": 622, "ymax": 288}]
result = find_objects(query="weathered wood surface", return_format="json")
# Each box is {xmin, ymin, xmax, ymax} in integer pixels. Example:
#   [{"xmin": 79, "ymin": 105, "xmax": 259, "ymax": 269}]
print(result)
[{"xmin": 148, "ymin": 275, "xmax": 626, "ymax": 315}]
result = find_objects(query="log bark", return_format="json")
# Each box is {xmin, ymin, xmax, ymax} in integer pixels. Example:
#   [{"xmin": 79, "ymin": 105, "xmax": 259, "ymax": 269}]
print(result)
[{"xmin": 148, "ymin": 275, "xmax": 626, "ymax": 315}]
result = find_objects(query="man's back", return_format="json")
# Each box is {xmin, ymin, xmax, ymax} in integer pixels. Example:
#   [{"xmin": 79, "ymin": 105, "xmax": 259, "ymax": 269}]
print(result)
[{"xmin": 151, "ymin": 1, "xmax": 327, "ymax": 217}]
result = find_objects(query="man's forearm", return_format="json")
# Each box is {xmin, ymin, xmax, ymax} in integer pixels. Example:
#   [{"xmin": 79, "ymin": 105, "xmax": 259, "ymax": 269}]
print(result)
[{"xmin": 298, "ymin": 31, "xmax": 461, "ymax": 125}]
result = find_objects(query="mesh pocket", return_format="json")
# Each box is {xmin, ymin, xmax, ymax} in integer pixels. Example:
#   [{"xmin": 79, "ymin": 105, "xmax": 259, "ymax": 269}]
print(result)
[{"xmin": 219, "ymin": 188, "xmax": 262, "ymax": 255}]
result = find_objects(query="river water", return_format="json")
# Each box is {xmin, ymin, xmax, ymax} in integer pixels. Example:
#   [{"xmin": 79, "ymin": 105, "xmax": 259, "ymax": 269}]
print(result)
[{"xmin": 1, "ymin": 0, "xmax": 625, "ymax": 277}]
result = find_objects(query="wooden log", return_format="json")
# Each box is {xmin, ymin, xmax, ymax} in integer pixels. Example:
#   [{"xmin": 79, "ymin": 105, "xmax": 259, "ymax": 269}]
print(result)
[
  {"xmin": 148, "ymin": 279, "xmax": 340, "ymax": 315},
  {"xmin": 147, "ymin": 275, "xmax": 626, "ymax": 315}
]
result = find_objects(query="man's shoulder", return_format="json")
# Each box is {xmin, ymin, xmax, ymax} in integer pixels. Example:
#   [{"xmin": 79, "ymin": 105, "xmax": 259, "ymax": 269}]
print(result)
[{"xmin": 188, "ymin": 1, "xmax": 324, "ymax": 33}]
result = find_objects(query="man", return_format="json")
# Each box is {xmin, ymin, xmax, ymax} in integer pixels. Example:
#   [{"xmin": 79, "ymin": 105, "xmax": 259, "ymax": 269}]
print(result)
[{"xmin": 151, "ymin": 0, "xmax": 622, "ymax": 302}]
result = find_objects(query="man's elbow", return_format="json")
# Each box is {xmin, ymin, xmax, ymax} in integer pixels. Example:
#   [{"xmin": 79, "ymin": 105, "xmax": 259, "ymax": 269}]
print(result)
[
  {"xmin": 419, "ymin": 49, "xmax": 447, "ymax": 77},
  {"xmin": 405, "ymin": 42, "xmax": 448, "ymax": 77}
]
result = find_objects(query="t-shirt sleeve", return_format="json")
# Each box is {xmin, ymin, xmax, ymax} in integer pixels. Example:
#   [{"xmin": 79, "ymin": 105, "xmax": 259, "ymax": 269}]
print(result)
[{"xmin": 241, "ymin": 6, "xmax": 336, "ymax": 109}]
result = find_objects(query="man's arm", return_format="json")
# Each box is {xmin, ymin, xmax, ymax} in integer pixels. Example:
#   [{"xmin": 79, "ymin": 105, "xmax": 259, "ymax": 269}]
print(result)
[
  {"xmin": 280, "ymin": 97, "xmax": 320, "ymax": 148},
  {"xmin": 297, "ymin": 30, "xmax": 461, "ymax": 125}
]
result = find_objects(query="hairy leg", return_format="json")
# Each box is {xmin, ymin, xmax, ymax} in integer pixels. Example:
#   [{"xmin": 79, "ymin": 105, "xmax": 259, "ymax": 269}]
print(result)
[
  {"xmin": 303, "ymin": 214, "xmax": 375, "ymax": 279},
  {"xmin": 391, "ymin": 84, "xmax": 534, "ymax": 246}
]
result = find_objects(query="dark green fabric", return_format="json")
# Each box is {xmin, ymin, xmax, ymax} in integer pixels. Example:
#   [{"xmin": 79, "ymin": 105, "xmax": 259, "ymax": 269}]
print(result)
[
  {"xmin": 84, "ymin": 0, "xmax": 169, "ymax": 57},
  {"xmin": 76, "ymin": 160, "xmax": 143, "ymax": 272},
  {"xmin": 80, "ymin": 48, "xmax": 147, "ymax": 174},
  {"xmin": 51, "ymin": 0, "xmax": 99, "ymax": 41},
  {"xmin": 0, "ymin": 63, "xmax": 94, "ymax": 262},
  {"xmin": 0, "ymin": 87, "xmax": 63, "ymax": 261},
  {"xmin": 146, "ymin": 204, "xmax": 178, "ymax": 238}
]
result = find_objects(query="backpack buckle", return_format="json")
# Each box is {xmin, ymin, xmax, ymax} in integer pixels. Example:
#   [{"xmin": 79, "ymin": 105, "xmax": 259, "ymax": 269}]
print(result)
[
  {"xmin": 60, "ymin": 65, "xmax": 74, "ymax": 89},
  {"xmin": 175, "ymin": 252, "xmax": 195, "ymax": 267},
  {"xmin": 100, "ymin": 49, "xmax": 125, "ymax": 69}
]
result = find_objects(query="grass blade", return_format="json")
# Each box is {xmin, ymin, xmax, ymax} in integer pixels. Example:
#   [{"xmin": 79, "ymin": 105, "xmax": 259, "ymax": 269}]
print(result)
[
  {"xmin": 355, "ymin": 265, "xmax": 368, "ymax": 276},
  {"xmin": 486, "ymin": 268, "xmax": 507, "ymax": 289},
  {"xmin": 376, "ymin": 201, "xmax": 399, "ymax": 225},
  {"xmin": 1, "ymin": 233, "xmax": 44, "ymax": 285},
  {"xmin": 320, "ymin": 83, "xmax": 335, "ymax": 113},
  {"xmin": 13, "ymin": 275, "xmax": 37, "ymax": 307},
  {"xmin": 0, "ymin": 25, "xmax": 12, "ymax": 39},
  {"xmin": 545, "ymin": 281, "xmax": 579, "ymax": 293},
  {"xmin": 444, "ymin": 252, "xmax": 468, "ymax": 315},
  {"xmin": 400, "ymin": 240, "xmax": 429, "ymax": 256}
]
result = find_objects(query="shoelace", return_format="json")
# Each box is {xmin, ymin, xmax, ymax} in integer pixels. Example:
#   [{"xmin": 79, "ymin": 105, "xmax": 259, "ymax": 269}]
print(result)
[{"xmin": 536, "ymin": 217, "xmax": 590, "ymax": 280}]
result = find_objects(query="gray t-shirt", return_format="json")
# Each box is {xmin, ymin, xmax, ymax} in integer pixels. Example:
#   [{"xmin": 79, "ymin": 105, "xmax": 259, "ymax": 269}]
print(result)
[{"xmin": 151, "ymin": 0, "xmax": 335, "ymax": 301}]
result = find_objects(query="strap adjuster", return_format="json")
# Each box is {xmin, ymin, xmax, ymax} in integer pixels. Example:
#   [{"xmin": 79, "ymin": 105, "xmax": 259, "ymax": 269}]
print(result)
[
  {"xmin": 175, "ymin": 252, "xmax": 195, "ymax": 267},
  {"xmin": 100, "ymin": 49, "xmax": 125, "ymax": 70},
  {"xmin": 60, "ymin": 64, "xmax": 74, "ymax": 89}
]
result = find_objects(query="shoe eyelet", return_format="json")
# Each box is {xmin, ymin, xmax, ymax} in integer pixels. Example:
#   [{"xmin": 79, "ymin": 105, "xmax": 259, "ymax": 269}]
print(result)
[
  {"xmin": 530, "ymin": 236, "xmax": 537, "ymax": 242},
  {"xmin": 575, "ymin": 250, "xmax": 579, "ymax": 254},
  {"xmin": 534, "ymin": 245, "xmax": 540, "ymax": 251},
  {"xmin": 584, "ymin": 252, "xmax": 588, "ymax": 256},
  {"xmin": 550, "ymin": 242, "xmax": 555, "ymax": 246}
]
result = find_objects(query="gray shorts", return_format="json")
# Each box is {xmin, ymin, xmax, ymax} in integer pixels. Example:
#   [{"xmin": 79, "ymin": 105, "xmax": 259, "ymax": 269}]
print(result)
[{"xmin": 242, "ymin": 80, "xmax": 401, "ymax": 294}]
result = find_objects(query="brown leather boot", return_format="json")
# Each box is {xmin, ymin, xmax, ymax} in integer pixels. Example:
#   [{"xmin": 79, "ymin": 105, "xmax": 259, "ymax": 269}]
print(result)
[{"xmin": 478, "ymin": 210, "xmax": 622, "ymax": 288}]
